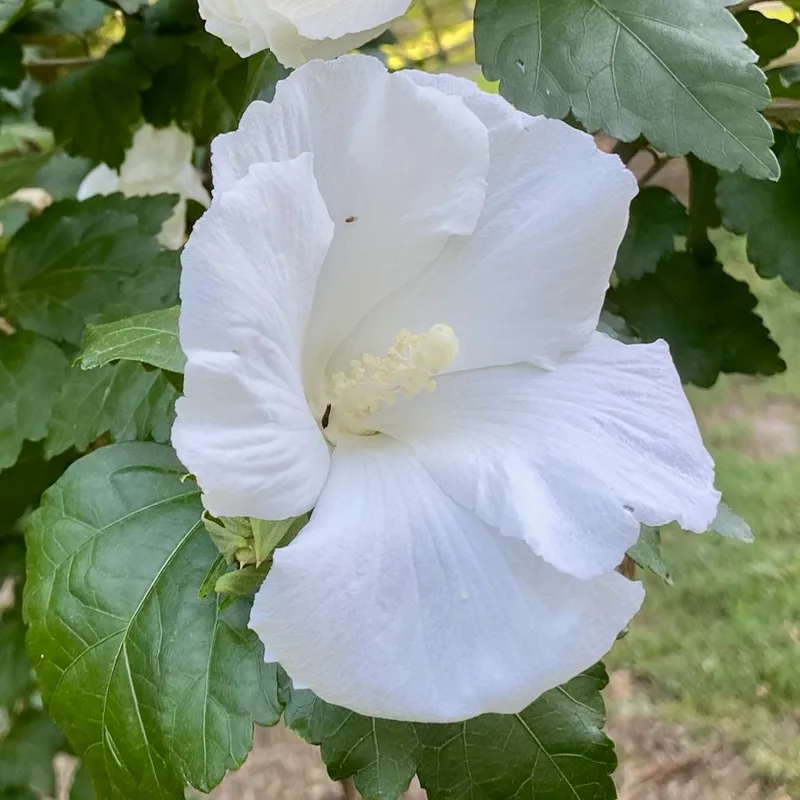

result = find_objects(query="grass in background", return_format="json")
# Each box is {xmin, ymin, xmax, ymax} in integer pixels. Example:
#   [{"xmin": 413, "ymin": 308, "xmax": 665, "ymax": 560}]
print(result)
[{"xmin": 609, "ymin": 232, "xmax": 800, "ymax": 790}]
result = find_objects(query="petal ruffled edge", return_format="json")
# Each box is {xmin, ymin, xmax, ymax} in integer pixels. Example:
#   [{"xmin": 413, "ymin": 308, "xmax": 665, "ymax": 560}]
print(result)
[{"xmin": 251, "ymin": 437, "xmax": 644, "ymax": 722}]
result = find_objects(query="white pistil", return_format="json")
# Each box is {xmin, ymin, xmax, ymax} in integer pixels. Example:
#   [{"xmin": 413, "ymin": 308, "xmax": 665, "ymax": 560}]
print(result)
[{"xmin": 325, "ymin": 324, "xmax": 459, "ymax": 437}]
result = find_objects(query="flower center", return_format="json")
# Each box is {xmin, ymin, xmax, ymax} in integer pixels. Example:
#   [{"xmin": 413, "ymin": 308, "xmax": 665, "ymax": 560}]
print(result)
[{"xmin": 322, "ymin": 324, "xmax": 459, "ymax": 441}]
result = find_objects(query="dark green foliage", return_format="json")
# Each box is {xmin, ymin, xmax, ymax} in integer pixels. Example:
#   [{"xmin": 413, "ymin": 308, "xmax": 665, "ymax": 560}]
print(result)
[
  {"xmin": 284, "ymin": 664, "xmax": 618, "ymax": 800},
  {"xmin": 0, "ymin": 605, "xmax": 34, "ymax": 709},
  {"xmin": 610, "ymin": 252, "xmax": 785, "ymax": 387},
  {"xmin": 24, "ymin": 444, "xmax": 283, "ymax": 800},
  {"xmin": 34, "ymin": 48, "xmax": 150, "ymax": 167},
  {"xmin": 44, "ymin": 360, "xmax": 178, "ymax": 457},
  {"xmin": 0, "ymin": 33, "xmax": 23, "ymax": 89},
  {"xmin": 0, "ymin": 710, "xmax": 65, "ymax": 797},
  {"xmin": 737, "ymin": 9, "xmax": 798, "ymax": 66},
  {"xmin": 615, "ymin": 188, "xmax": 688, "ymax": 281},
  {"xmin": 2, "ymin": 193, "xmax": 178, "ymax": 343},
  {"xmin": 718, "ymin": 132, "xmax": 800, "ymax": 290},
  {"xmin": 0, "ymin": 332, "xmax": 68, "ymax": 469}
]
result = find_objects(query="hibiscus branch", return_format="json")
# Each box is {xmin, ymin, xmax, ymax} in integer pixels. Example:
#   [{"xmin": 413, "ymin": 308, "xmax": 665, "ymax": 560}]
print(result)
[
  {"xmin": 24, "ymin": 56, "xmax": 98, "ymax": 68},
  {"xmin": 340, "ymin": 779, "xmax": 360, "ymax": 799},
  {"xmin": 686, "ymin": 154, "xmax": 718, "ymax": 266},
  {"xmin": 612, "ymin": 137, "xmax": 647, "ymax": 165},
  {"xmin": 638, "ymin": 151, "xmax": 671, "ymax": 185}
]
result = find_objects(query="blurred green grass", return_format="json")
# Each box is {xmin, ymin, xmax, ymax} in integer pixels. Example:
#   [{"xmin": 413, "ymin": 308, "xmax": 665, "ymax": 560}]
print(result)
[{"xmin": 609, "ymin": 232, "xmax": 800, "ymax": 790}]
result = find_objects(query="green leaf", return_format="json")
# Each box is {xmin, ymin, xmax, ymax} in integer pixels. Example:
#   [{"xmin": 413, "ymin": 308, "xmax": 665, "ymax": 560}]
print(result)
[
  {"xmin": 34, "ymin": 47, "xmax": 150, "ymax": 167},
  {"xmin": 34, "ymin": 150, "xmax": 93, "ymax": 201},
  {"xmin": 197, "ymin": 554, "xmax": 227, "ymax": 599},
  {"xmin": 214, "ymin": 562, "xmax": 270, "ymax": 598},
  {"xmin": 139, "ymin": 36, "xmax": 217, "ymax": 131},
  {"xmin": 130, "ymin": 0, "xmax": 261, "ymax": 143},
  {"xmin": 717, "ymin": 131, "xmax": 800, "ymax": 291},
  {"xmin": 103, "ymin": 249, "xmax": 181, "ymax": 324},
  {"xmin": 283, "ymin": 666, "xmax": 619, "ymax": 800},
  {"xmin": 13, "ymin": 1, "xmax": 108, "ymax": 36},
  {"xmin": 416, "ymin": 664, "xmax": 617, "ymax": 800},
  {"xmin": 0, "ymin": 0, "xmax": 25, "ymax": 34},
  {"xmin": 737, "ymin": 9, "xmax": 798, "ymax": 66},
  {"xmin": 474, "ymin": 0, "xmax": 779, "ymax": 179},
  {"xmin": 0, "ymin": 710, "xmax": 65, "ymax": 796},
  {"xmin": 44, "ymin": 360, "xmax": 177, "ymax": 458},
  {"xmin": 24, "ymin": 442, "xmax": 282, "ymax": 799},
  {"xmin": 139, "ymin": 31, "xmax": 261, "ymax": 144},
  {"xmin": 614, "ymin": 187, "xmax": 687, "ymax": 281},
  {"xmin": 597, "ymin": 309, "xmax": 637, "ymax": 342},
  {"xmin": 0, "ymin": 32, "xmax": 23, "ymax": 89},
  {"xmin": 0, "ymin": 604, "xmax": 34, "ymax": 709},
  {"xmin": 284, "ymin": 687, "xmax": 421, "ymax": 800},
  {"xmin": 202, "ymin": 513, "xmax": 254, "ymax": 564},
  {"xmin": 0, "ymin": 332, "xmax": 68, "ymax": 470},
  {"xmin": 79, "ymin": 306, "xmax": 185, "ymax": 373},
  {"xmin": 202, "ymin": 513, "xmax": 304, "ymax": 569},
  {"xmin": 0, "ymin": 152, "xmax": 50, "ymax": 199},
  {"xmin": 627, "ymin": 525, "xmax": 672, "ymax": 584},
  {"xmin": 0, "ymin": 201, "xmax": 29, "ymax": 239},
  {"xmin": 608, "ymin": 252, "xmax": 785, "ymax": 386},
  {"xmin": 2, "ymin": 193, "xmax": 178, "ymax": 343},
  {"xmin": 253, "ymin": 517, "xmax": 304, "ymax": 566},
  {"xmin": 711, "ymin": 502, "xmax": 753, "ymax": 542},
  {"xmin": 768, "ymin": 64, "xmax": 800, "ymax": 100},
  {"xmin": 142, "ymin": 0, "xmax": 203, "ymax": 29},
  {"xmin": 242, "ymin": 49, "xmax": 290, "ymax": 107}
]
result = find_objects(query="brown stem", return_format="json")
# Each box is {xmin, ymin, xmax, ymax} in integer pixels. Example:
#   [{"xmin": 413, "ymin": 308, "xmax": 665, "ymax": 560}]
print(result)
[
  {"xmin": 687, "ymin": 154, "xmax": 720, "ymax": 266},
  {"xmin": 638, "ymin": 153, "xmax": 670, "ymax": 185},
  {"xmin": 341, "ymin": 779, "xmax": 360, "ymax": 799},
  {"xmin": 612, "ymin": 137, "xmax": 647, "ymax": 165},
  {"xmin": 24, "ymin": 57, "xmax": 98, "ymax": 67}
]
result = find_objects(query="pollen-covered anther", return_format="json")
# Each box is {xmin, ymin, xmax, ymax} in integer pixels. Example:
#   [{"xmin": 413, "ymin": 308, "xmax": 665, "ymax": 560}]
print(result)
[{"xmin": 330, "ymin": 324, "xmax": 459, "ymax": 423}]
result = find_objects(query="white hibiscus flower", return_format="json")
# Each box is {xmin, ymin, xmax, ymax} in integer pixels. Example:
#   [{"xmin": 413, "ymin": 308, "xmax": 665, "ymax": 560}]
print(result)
[
  {"xmin": 78, "ymin": 124, "xmax": 210, "ymax": 250},
  {"xmin": 197, "ymin": 0, "xmax": 410, "ymax": 64},
  {"xmin": 173, "ymin": 56, "xmax": 719, "ymax": 723}
]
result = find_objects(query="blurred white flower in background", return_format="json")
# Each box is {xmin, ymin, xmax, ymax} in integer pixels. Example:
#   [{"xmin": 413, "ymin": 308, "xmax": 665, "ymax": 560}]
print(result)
[
  {"xmin": 197, "ymin": 0, "xmax": 411, "ymax": 64},
  {"xmin": 78, "ymin": 124, "xmax": 209, "ymax": 250},
  {"xmin": 173, "ymin": 56, "xmax": 720, "ymax": 723}
]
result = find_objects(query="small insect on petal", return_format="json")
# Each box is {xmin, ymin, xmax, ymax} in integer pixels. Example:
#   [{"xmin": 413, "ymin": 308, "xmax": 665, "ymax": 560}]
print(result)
[
  {"xmin": 321, "ymin": 404, "xmax": 332, "ymax": 429},
  {"xmin": 345, "ymin": 216, "xmax": 357, "ymax": 223}
]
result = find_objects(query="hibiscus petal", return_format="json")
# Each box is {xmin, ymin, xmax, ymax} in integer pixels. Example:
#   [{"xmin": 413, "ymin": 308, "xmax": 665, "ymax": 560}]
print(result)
[
  {"xmin": 173, "ymin": 154, "xmax": 333, "ymax": 520},
  {"xmin": 118, "ymin": 124, "xmax": 195, "ymax": 188},
  {"xmin": 267, "ymin": 0, "xmax": 410, "ymax": 41},
  {"xmin": 250, "ymin": 437, "xmax": 644, "ymax": 723},
  {"xmin": 198, "ymin": 0, "xmax": 274, "ymax": 58},
  {"xmin": 211, "ymin": 56, "xmax": 490, "ymax": 374},
  {"xmin": 332, "ymin": 79, "xmax": 637, "ymax": 372},
  {"xmin": 369, "ymin": 333, "xmax": 719, "ymax": 580},
  {"xmin": 198, "ymin": 0, "xmax": 407, "ymax": 63},
  {"xmin": 76, "ymin": 163, "xmax": 120, "ymax": 200}
]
